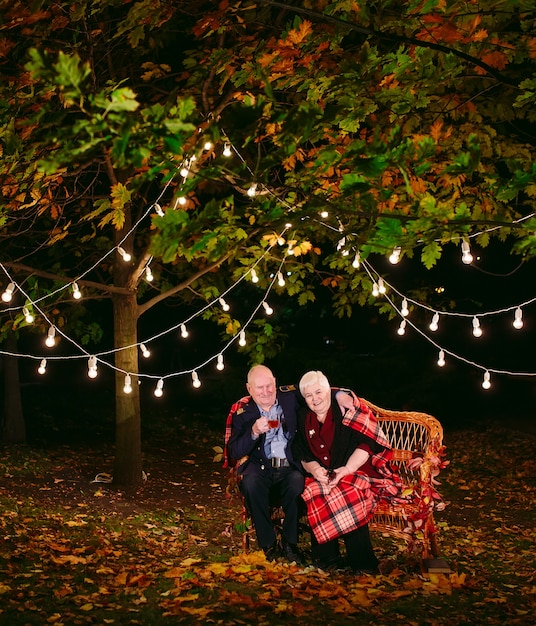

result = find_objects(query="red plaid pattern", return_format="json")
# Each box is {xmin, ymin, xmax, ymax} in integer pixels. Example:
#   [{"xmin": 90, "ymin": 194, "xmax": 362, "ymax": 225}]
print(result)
[
  {"xmin": 302, "ymin": 394, "xmax": 402, "ymax": 544},
  {"xmin": 223, "ymin": 395, "xmax": 251, "ymax": 468}
]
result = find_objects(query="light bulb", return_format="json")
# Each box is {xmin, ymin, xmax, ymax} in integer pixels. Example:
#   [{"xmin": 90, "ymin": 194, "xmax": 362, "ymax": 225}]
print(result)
[
  {"xmin": 247, "ymin": 183, "xmax": 257, "ymax": 197},
  {"xmin": 250, "ymin": 269, "xmax": 259, "ymax": 283},
  {"xmin": 397, "ymin": 319, "xmax": 406, "ymax": 336},
  {"xmin": 72, "ymin": 282, "xmax": 82, "ymax": 299},
  {"xmin": 192, "ymin": 371, "xmax": 201, "ymax": 388},
  {"xmin": 216, "ymin": 354, "xmax": 224, "ymax": 371},
  {"xmin": 223, "ymin": 143, "xmax": 232, "ymax": 157},
  {"xmin": 219, "ymin": 297, "xmax": 230, "ymax": 312},
  {"xmin": 461, "ymin": 239, "xmax": 473, "ymax": 265},
  {"xmin": 23, "ymin": 307, "xmax": 34, "ymax": 323},
  {"xmin": 472, "ymin": 316, "xmax": 482, "ymax": 338},
  {"xmin": 177, "ymin": 196, "xmax": 187, "ymax": 206},
  {"xmin": 401, "ymin": 298, "xmax": 409, "ymax": 317},
  {"xmin": 262, "ymin": 301, "xmax": 273, "ymax": 315},
  {"xmin": 203, "ymin": 141, "xmax": 213, "ymax": 151},
  {"xmin": 372, "ymin": 282, "xmax": 379, "ymax": 297},
  {"xmin": 154, "ymin": 203, "xmax": 164, "ymax": 216},
  {"xmin": 118, "ymin": 247, "xmax": 131, "ymax": 262},
  {"xmin": 378, "ymin": 278, "xmax": 386, "ymax": 295},
  {"xmin": 429, "ymin": 312, "xmax": 439, "ymax": 332},
  {"xmin": 320, "ymin": 210, "xmax": 329, "ymax": 218},
  {"xmin": 437, "ymin": 350, "xmax": 445, "ymax": 367},
  {"xmin": 145, "ymin": 266, "xmax": 153, "ymax": 282},
  {"xmin": 352, "ymin": 252, "xmax": 360, "ymax": 269},
  {"xmin": 45, "ymin": 326, "xmax": 56, "ymax": 348},
  {"xmin": 389, "ymin": 247, "xmax": 402, "ymax": 264},
  {"xmin": 238, "ymin": 330, "xmax": 246, "ymax": 346},
  {"xmin": 154, "ymin": 379, "xmax": 164, "ymax": 397},
  {"xmin": 123, "ymin": 374, "xmax": 132, "ymax": 394},
  {"xmin": 140, "ymin": 343, "xmax": 151, "ymax": 358},
  {"xmin": 277, "ymin": 272, "xmax": 285, "ymax": 287},
  {"xmin": 180, "ymin": 324, "xmax": 189, "ymax": 338},
  {"xmin": 336, "ymin": 237, "xmax": 345, "ymax": 251},
  {"xmin": 87, "ymin": 355, "xmax": 98, "ymax": 379},
  {"xmin": 180, "ymin": 165, "xmax": 189, "ymax": 178},
  {"xmin": 482, "ymin": 370, "xmax": 491, "ymax": 390},
  {"xmin": 1, "ymin": 282, "xmax": 15, "ymax": 302},
  {"xmin": 513, "ymin": 307, "xmax": 523, "ymax": 330},
  {"xmin": 37, "ymin": 359, "xmax": 47, "ymax": 375}
]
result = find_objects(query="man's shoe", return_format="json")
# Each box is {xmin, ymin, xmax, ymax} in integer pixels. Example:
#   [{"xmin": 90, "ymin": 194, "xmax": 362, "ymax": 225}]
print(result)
[
  {"xmin": 281, "ymin": 540, "xmax": 303, "ymax": 565},
  {"xmin": 262, "ymin": 543, "xmax": 278, "ymax": 561}
]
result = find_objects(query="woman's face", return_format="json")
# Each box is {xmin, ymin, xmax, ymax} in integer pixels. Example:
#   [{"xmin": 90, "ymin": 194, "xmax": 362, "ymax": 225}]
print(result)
[{"xmin": 302, "ymin": 384, "xmax": 331, "ymax": 418}]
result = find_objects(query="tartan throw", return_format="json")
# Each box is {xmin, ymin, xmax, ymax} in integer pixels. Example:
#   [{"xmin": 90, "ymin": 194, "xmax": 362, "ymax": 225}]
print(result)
[
  {"xmin": 223, "ymin": 395, "xmax": 251, "ymax": 468},
  {"xmin": 302, "ymin": 395, "xmax": 402, "ymax": 544}
]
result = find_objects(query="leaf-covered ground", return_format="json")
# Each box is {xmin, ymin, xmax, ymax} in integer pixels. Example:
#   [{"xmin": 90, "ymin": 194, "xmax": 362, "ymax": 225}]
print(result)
[{"xmin": 0, "ymin": 415, "xmax": 534, "ymax": 625}]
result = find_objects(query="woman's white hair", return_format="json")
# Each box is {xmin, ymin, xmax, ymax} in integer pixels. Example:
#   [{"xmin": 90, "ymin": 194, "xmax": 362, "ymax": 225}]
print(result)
[{"xmin": 299, "ymin": 370, "xmax": 330, "ymax": 395}]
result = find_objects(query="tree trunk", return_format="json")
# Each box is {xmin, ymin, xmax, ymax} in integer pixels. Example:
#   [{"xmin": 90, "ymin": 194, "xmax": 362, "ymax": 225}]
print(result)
[
  {"xmin": 1, "ymin": 333, "xmax": 26, "ymax": 444},
  {"xmin": 112, "ymin": 292, "xmax": 143, "ymax": 487}
]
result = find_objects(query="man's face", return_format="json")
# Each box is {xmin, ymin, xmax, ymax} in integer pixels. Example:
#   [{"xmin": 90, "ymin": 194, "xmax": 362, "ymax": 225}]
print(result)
[{"xmin": 247, "ymin": 370, "xmax": 277, "ymax": 411}]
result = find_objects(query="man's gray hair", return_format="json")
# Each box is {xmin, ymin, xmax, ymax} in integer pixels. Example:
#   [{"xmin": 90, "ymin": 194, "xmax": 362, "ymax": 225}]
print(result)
[{"xmin": 299, "ymin": 370, "xmax": 330, "ymax": 395}]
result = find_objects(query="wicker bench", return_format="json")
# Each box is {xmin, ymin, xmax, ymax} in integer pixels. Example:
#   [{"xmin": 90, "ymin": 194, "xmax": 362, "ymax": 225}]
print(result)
[{"xmin": 225, "ymin": 398, "xmax": 449, "ymax": 568}]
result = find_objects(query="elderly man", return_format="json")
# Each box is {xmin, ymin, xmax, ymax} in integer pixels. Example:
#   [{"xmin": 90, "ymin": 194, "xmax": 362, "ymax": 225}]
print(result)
[{"xmin": 226, "ymin": 364, "xmax": 353, "ymax": 564}]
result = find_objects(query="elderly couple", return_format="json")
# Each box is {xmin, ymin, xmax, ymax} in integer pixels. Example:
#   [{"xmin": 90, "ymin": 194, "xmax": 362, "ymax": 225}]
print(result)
[{"xmin": 225, "ymin": 365, "xmax": 401, "ymax": 574}]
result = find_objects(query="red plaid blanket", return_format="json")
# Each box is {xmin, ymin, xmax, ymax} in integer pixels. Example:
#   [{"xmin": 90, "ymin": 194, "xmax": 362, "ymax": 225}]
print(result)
[
  {"xmin": 302, "ymin": 395, "xmax": 402, "ymax": 544},
  {"xmin": 223, "ymin": 395, "xmax": 251, "ymax": 468}
]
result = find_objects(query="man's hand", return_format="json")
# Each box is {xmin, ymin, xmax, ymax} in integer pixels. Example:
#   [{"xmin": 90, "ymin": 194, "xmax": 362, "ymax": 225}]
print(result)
[
  {"xmin": 251, "ymin": 416, "xmax": 270, "ymax": 438},
  {"xmin": 336, "ymin": 390, "xmax": 358, "ymax": 415}
]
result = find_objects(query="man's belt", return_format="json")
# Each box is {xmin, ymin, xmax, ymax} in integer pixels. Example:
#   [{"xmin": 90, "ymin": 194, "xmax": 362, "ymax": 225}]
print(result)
[{"xmin": 270, "ymin": 457, "xmax": 290, "ymax": 468}]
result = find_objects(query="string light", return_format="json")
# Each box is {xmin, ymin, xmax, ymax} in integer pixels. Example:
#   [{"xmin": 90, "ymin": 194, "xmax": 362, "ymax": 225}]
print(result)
[
  {"xmin": 461, "ymin": 239, "xmax": 473, "ymax": 264},
  {"xmin": 389, "ymin": 247, "xmax": 402, "ymax": 264},
  {"xmin": 180, "ymin": 324, "xmax": 189, "ymax": 338},
  {"xmin": 1, "ymin": 282, "xmax": 15, "ymax": 302},
  {"xmin": 482, "ymin": 370, "xmax": 491, "ymax": 390},
  {"xmin": 472, "ymin": 316, "xmax": 482, "ymax": 338},
  {"xmin": 222, "ymin": 142, "xmax": 232, "ymax": 157},
  {"xmin": 37, "ymin": 359, "xmax": 47, "ymax": 375},
  {"xmin": 277, "ymin": 272, "xmax": 285, "ymax": 287},
  {"xmin": 154, "ymin": 203, "xmax": 164, "ymax": 217},
  {"xmin": 352, "ymin": 252, "xmax": 361, "ymax": 269},
  {"xmin": 203, "ymin": 141, "xmax": 213, "ymax": 151},
  {"xmin": 378, "ymin": 278, "xmax": 386, "ymax": 294},
  {"xmin": 72, "ymin": 282, "xmax": 82, "ymax": 299},
  {"xmin": 154, "ymin": 378, "xmax": 164, "ymax": 397},
  {"xmin": 219, "ymin": 297, "xmax": 230, "ymax": 312},
  {"xmin": 117, "ymin": 247, "xmax": 131, "ymax": 262},
  {"xmin": 336, "ymin": 237, "xmax": 346, "ymax": 251},
  {"xmin": 397, "ymin": 319, "xmax": 407, "ymax": 335},
  {"xmin": 45, "ymin": 326, "xmax": 56, "ymax": 348},
  {"xmin": 250, "ymin": 269, "xmax": 259, "ymax": 283},
  {"xmin": 87, "ymin": 355, "xmax": 98, "ymax": 379},
  {"xmin": 23, "ymin": 307, "xmax": 34, "ymax": 323},
  {"xmin": 179, "ymin": 161, "xmax": 190, "ymax": 178},
  {"xmin": 372, "ymin": 282, "xmax": 379, "ymax": 297},
  {"xmin": 247, "ymin": 183, "xmax": 258, "ymax": 197},
  {"xmin": 401, "ymin": 298, "xmax": 409, "ymax": 317},
  {"xmin": 177, "ymin": 196, "xmax": 187, "ymax": 206},
  {"xmin": 320, "ymin": 210, "xmax": 329, "ymax": 218},
  {"xmin": 238, "ymin": 330, "xmax": 246, "ymax": 346},
  {"xmin": 145, "ymin": 266, "xmax": 153, "ymax": 282},
  {"xmin": 262, "ymin": 301, "xmax": 273, "ymax": 315},
  {"xmin": 191, "ymin": 370, "xmax": 201, "ymax": 388},
  {"xmin": 123, "ymin": 374, "xmax": 132, "ymax": 394},
  {"xmin": 513, "ymin": 307, "xmax": 523, "ymax": 329},
  {"xmin": 437, "ymin": 350, "xmax": 446, "ymax": 367},
  {"xmin": 429, "ymin": 312, "xmax": 440, "ymax": 332},
  {"xmin": 140, "ymin": 343, "xmax": 151, "ymax": 358},
  {"xmin": 216, "ymin": 354, "xmax": 224, "ymax": 371}
]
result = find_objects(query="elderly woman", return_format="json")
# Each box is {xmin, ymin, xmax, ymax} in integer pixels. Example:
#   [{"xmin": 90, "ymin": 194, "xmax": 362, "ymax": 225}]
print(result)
[{"xmin": 293, "ymin": 370, "xmax": 401, "ymax": 574}]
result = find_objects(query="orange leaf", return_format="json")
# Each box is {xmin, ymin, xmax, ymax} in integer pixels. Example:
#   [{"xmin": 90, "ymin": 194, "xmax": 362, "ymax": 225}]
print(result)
[{"xmin": 287, "ymin": 20, "xmax": 313, "ymax": 45}]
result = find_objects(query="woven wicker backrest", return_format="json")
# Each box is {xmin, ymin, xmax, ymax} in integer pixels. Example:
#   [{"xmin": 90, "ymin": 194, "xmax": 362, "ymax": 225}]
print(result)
[{"xmin": 362, "ymin": 399, "xmax": 444, "ymax": 488}]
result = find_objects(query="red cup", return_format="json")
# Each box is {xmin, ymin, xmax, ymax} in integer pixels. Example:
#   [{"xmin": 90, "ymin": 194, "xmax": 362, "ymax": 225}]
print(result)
[{"xmin": 267, "ymin": 419, "xmax": 279, "ymax": 428}]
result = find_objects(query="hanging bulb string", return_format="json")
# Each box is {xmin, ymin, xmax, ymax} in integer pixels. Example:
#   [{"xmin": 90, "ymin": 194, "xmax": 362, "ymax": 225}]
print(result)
[
  {"xmin": 360, "ymin": 258, "xmax": 536, "ymax": 320},
  {"xmin": 383, "ymin": 289, "xmax": 536, "ymax": 378}
]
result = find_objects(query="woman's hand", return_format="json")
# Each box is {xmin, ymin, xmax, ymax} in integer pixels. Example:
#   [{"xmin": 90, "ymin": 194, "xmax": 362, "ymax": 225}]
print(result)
[
  {"xmin": 311, "ymin": 465, "xmax": 330, "ymax": 485},
  {"xmin": 327, "ymin": 465, "xmax": 352, "ymax": 487}
]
